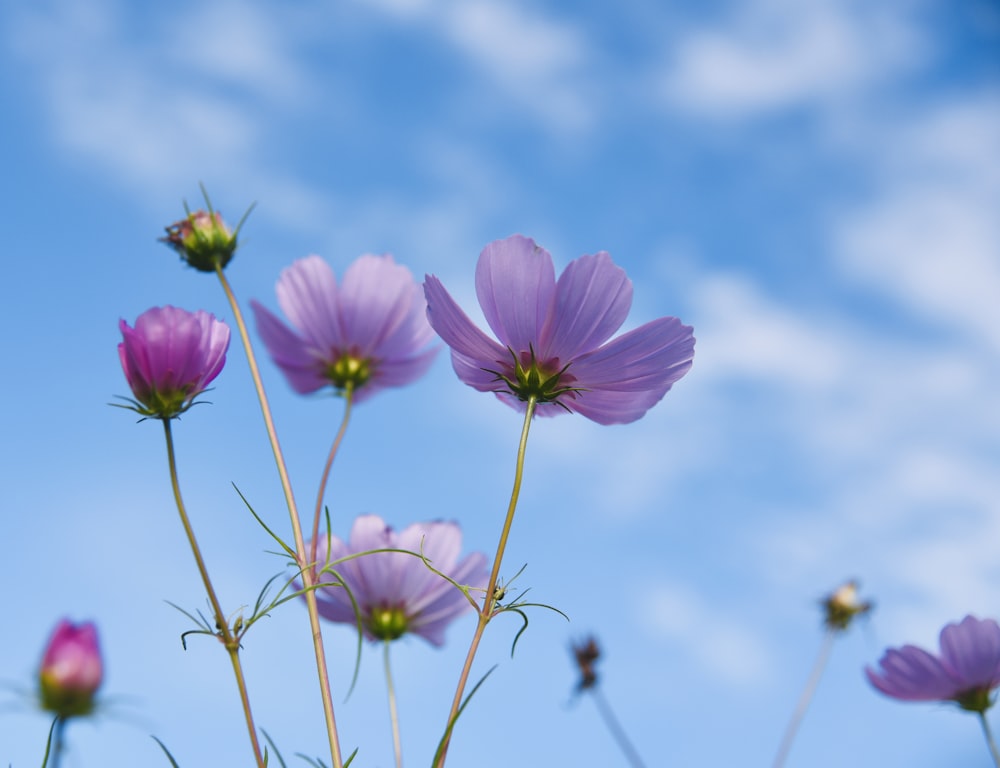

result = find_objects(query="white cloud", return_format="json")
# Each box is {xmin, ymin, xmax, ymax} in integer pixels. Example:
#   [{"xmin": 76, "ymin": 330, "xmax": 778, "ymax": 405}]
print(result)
[
  {"xmin": 836, "ymin": 94, "xmax": 1000, "ymax": 351},
  {"xmin": 642, "ymin": 581, "xmax": 773, "ymax": 685},
  {"xmin": 658, "ymin": 0, "xmax": 922, "ymax": 118}
]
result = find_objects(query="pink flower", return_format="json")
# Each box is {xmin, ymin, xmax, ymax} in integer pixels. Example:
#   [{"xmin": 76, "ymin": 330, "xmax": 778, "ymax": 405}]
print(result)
[
  {"xmin": 309, "ymin": 515, "xmax": 487, "ymax": 646},
  {"xmin": 251, "ymin": 255, "xmax": 437, "ymax": 403},
  {"xmin": 424, "ymin": 235, "xmax": 695, "ymax": 424},
  {"xmin": 118, "ymin": 306, "xmax": 231, "ymax": 419},
  {"xmin": 866, "ymin": 615, "xmax": 1000, "ymax": 712},
  {"xmin": 39, "ymin": 620, "xmax": 103, "ymax": 717}
]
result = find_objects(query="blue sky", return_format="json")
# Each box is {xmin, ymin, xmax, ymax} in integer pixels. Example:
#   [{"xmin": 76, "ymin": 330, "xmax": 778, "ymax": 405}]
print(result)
[{"xmin": 2, "ymin": 0, "xmax": 999, "ymax": 765}]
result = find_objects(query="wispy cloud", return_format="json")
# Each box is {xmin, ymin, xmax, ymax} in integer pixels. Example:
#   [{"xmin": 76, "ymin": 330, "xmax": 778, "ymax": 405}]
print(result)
[
  {"xmin": 642, "ymin": 580, "xmax": 774, "ymax": 685},
  {"xmin": 657, "ymin": 0, "xmax": 923, "ymax": 118}
]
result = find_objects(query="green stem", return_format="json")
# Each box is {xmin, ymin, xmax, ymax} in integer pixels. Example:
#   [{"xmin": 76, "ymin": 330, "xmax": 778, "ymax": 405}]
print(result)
[
  {"xmin": 590, "ymin": 687, "xmax": 647, "ymax": 768},
  {"xmin": 310, "ymin": 390, "xmax": 354, "ymax": 573},
  {"xmin": 435, "ymin": 396, "xmax": 537, "ymax": 768},
  {"xmin": 772, "ymin": 628, "xmax": 836, "ymax": 768},
  {"xmin": 979, "ymin": 712, "xmax": 1000, "ymax": 768},
  {"xmin": 162, "ymin": 420, "xmax": 265, "ymax": 767},
  {"xmin": 47, "ymin": 716, "xmax": 65, "ymax": 768},
  {"xmin": 214, "ymin": 265, "xmax": 343, "ymax": 768},
  {"xmin": 384, "ymin": 640, "xmax": 403, "ymax": 768}
]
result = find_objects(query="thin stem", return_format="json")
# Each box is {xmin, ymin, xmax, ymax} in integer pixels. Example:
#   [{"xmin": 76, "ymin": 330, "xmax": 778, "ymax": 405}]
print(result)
[
  {"xmin": 435, "ymin": 396, "xmax": 537, "ymax": 768},
  {"xmin": 310, "ymin": 390, "xmax": 355, "ymax": 573},
  {"xmin": 214, "ymin": 265, "xmax": 343, "ymax": 768},
  {"xmin": 979, "ymin": 712, "xmax": 1000, "ymax": 768},
  {"xmin": 162, "ymin": 420, "xmax": 265, "ymax": 768},
  {"xmin": 384, "ymin": 640, "xmax": 403, "ymax": 768},
  {"xmin": 772, "ymin": 628, "xmax": 837, "ymax": 768},
  {"xmin": 49, "ymin": 716, "xmax": 65, "ymax": 768},
  {"xmin": 590, "ymin": 687, "xmax": 647, "ymax": 768}
]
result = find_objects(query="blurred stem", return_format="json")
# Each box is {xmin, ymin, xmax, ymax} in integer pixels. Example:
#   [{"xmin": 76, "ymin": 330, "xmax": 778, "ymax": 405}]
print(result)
[
  {"xmin": 384, "ymin": 640, "xmax": 403, "ymax": 768},
  {"xmin": 310, "ymin": 389, "xmax": 355, "ymax": 573},
  {"xmin": 979, "ymin": 712, "xmax": 1000, "ymax": 767},
  {"xmin": 435, "ymin": 396, "xmax": 537, "ymax": 768},
  {"xmin": 773, "ymin": 628, "xmax": 836, "ymax": 768},
  {"xmin": 45, "ymin": 716, "xmax": 65, "ymax": 768},
  {"xmin": 162, "ymin": 419, "xmax": 265, "ymax": 767},
  {"xmin": 214, "ymin": 265, "xmax": 343, "ymax": 768},
  {"xmin": 590, "ymin": 687, "xmax": 647, "ymax": 768}
]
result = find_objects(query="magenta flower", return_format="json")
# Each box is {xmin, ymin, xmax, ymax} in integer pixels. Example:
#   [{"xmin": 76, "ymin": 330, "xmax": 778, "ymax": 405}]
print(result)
[
  {"xmin": 118, "ymin": 306, "xmax": 231, "ymax": 419},
  {"xmin": 866, "ymin": 615, "xmax": 1000, "ymax": 712},
  {"xmin": 39, "ymin": 620, "xmax": 103, "ymax": 717},
  {"xmin": 423, "ymin": 235, "xmax": 695, "ymax": 424},
  {"xmin": 251, "ymin": 254, "xmax": 438, "ymax": 402},
  {"xmin": 309, "ymin": 514, "xmax": 488, "ymax": 646}
]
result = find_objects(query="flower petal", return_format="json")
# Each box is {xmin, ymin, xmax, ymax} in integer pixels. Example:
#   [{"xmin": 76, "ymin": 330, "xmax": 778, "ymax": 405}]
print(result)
[
  {"xmin": 540, "ymin": 252, "xmax": 632, "ymax": 360},
  {"xmin": 940, "ymin": 616, "xmax": 1000, "ymax": 691},
  {"xmin": 275, "ymin": 256, "xmax": 345, "ymax": 349},
  {"xmin": 424, "ymin": 275, "xmax": 508, "ymax": 388},
  {"xmin": 251, "ymin": 300, "xmax": 327, "ymax": 394},
  {"xmin": 866, "ymin": 645, "xmax": 959, "ymax": 701},
  {"xmin": 339, "ymin": 255, "xmax": 432, "ymax": 355},
  {"xmin": 475, "ymin": 235, "xmax": 555, "ymax": 352},
  {"xmin": 566, "ymin": 316, "xmax": 695, "ymax": 424}
]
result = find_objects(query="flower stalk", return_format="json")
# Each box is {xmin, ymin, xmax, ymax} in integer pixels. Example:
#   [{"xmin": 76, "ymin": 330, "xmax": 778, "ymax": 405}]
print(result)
[
  {"xmin": 212, "ymin": 264, "xmax": 344, "ymax": 768},
  {"xmin": 980, "ymin": 712, "xmax": 1000, "ymax": 768},
  {"xmin": 310, "ymin": 389, "xmax": 355, "ymax": 573},
  {"xmin": 435, "ymin": 395, "xmax": 537, "ymax": 767},
  {"xmin": 161, "ymin": 419, "xmax": 265, "ymax": 767},
  {"xmin": 384, "ymin": 640, "xmax": 403, "ymax": 768}
]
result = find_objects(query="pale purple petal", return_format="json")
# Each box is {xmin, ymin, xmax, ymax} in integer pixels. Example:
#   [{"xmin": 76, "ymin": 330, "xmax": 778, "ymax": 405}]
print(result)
[
  {"xmin": 866, "ymin": 646, "xmax": 959, "ymax": 701},
  {"xmin": 256, "ymin": 254, "xmax": 436, "ymax": 399},
  {"xmin": 251, "ymin": 301, "xmax": 327, "ymax": 394},
  {"xmin": 540, "ymin": 252, "xmax": 632, "ymax": 360},
  {"xmin": 275, "ymin": 256, "xmax": 345, "ymax": 349},
  {"xmin": 424, "ymin": 235, "xmax": 694, "ymax": 424},
  {"xmin": 425, "ymin": 275, "xmax": 509, "ymax": 386},
  {"xmin": 566, "ymin": 317, "xmax": 696, "ymax": 424},
  {"xmin": 339, "ymin": 255, "xmax": 431, "ymax": 355},
  {"xmin": 940, "ymin": 616, "xmax": 1000, "ymax": 691},
  {"xmin": 475, "ymin": 236, "xmax": 555, "ymax": 353},
  {"xmin": 304, "ymin": 515, "xmax": 485, "ymax": 647}
]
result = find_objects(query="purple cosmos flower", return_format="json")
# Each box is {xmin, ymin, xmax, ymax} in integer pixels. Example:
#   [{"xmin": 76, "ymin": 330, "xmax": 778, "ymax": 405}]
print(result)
[
  {"xmin": 251, "ymin": 255, "xmax": 438, "ymax": 403},
  {"xmin": 309, "ymin": 514, "xmax": 488, "ymax": 646},
  {"xmin": 39, "ymin": 619, "xmax": 103, "ymax": 717},
  {"xmin": 866, "ymin": 615, "xmax": 1000, "ymax": 712},
  {"xmin": 423, "ymin": 235, "xmax": 695, "ymax": 425},
  {"xmin": 118, "ymin": 306, "xmax": 231, "ymax": 419}
]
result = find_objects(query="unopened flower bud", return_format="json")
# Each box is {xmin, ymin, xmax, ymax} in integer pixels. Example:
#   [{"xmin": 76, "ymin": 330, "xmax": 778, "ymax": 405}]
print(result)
[
  {"xmin": 39, "ymin": 620, "xmax": 103, "ymax": 718},
  {"xmin": 571, "ymin": 636, "xmax": 601, "ymax": 691},
  {"xmin": 822, "ymin": 580, "xmax": 872, "ymax": 631},
  {"xmin": 161, "ymin": 209, "xmax": 238, "ymax": 272}
]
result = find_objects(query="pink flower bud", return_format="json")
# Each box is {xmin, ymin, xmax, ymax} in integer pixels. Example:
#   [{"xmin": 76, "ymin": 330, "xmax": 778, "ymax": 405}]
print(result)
[
  {"xmin": 39, "ymin": 620, "xmax": 103, "ymax": 717},
  {"xmin": 160, "ymin": 209, "xmax": 238, "ymax": 272}
]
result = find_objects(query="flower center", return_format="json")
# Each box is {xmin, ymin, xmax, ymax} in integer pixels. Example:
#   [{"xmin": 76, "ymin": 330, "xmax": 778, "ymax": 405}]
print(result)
[
  {"xmin": 487, "ymin": 347, "xmax": 579, "ymax": 405},
  {"xmin": 369, "ymin": 605, "xmax": 409, "ymax": 641},
  {"xmin": 325, "ymin": 352, "xmax": 372, "ymax": 393},
  {"xmin": 955, "ymin": 686, "xmax": 994, "ymax": 713}
]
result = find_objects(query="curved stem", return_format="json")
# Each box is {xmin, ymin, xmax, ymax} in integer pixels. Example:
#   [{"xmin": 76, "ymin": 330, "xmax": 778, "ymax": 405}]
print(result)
[
  {"xmin": 979, "ymin": 712, "xmax": 1000, "ymax": 768},
  {"xmin": 384, "ymin": 640, "xmax": 403, "ymax": 768},
  {"xmin": 772, "ymin": 628, "xmax": 836, "ymax": 768},
  {"xmin": 435, "ymin": 396, "xmax": 537, "ymax": 768},
  {"xmin": 310, "ymin": 390, "xmax": 354, "ymax": 573},
  {"xmin": 48, "ymin": 716, "xmax": 65, "ymax": 768},
  {"xmin": 590, "ymin": 687, "xmax": 647, "ymax": 768},
  {"xmin": 214, "ymin": 265, "xmax": 343, "ymax": 768},
  {"xmin": 162, "ymin": 420, "xmax": 265, "ymax": 767}
]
